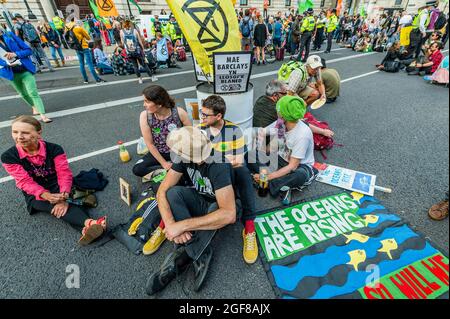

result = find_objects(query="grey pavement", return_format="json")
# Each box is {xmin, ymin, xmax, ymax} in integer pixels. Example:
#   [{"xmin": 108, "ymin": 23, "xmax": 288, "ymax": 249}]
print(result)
[{"xmin": 0, "ymin": 46, "xmax": 448, "ymax": 299}]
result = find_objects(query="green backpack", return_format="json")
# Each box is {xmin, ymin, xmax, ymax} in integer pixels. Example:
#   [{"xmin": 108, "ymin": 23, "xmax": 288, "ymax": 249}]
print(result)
[{"xmin": 278, "ymin": 60, "xmax": 307, "ymax": 82}]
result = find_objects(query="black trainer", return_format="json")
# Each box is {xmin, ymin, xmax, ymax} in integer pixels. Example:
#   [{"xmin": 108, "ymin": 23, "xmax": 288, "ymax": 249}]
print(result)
[
  {"xmin": 145, "ymin": 247, "xmax": 191, "ymax": 296},
  {"xmin": 193, "ymin": 246, "xmax": 213, "ymax": 292}
]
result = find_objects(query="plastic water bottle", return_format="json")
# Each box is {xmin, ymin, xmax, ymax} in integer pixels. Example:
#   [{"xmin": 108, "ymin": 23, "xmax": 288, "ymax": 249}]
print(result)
[{"xmin": 118, "ymin": 141, "xmax": 131, "ymax": 163}]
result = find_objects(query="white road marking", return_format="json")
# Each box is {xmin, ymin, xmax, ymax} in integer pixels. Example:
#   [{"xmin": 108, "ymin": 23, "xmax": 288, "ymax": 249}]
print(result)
[{"xmin": 0, "ymin": 68, "xmax": 381, "ymax": 184}]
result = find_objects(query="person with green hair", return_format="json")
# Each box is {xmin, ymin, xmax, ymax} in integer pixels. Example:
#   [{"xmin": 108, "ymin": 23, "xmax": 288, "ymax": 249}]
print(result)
[{"xmin": 252, "ymin": 95, "xmax": 318, "ymax": 197}]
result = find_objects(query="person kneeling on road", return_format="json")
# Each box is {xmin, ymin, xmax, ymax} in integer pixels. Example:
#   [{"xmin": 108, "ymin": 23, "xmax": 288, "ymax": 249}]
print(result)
[
  {"xmin": 1, "ymin": 116, "xmax": 107, "ymax": 246},
  {"xmin": 146, "ymin": 127, "xmax": 241, "ymax": 295},
  {"xmin": 252, "ymin": 95, "xmax": 318, "ymax": 197},
  {"xmin": 287, "ymin": 55, "xmax": 326, "ymax": 106},
  {"xmin": 319, "ymin": 57, "xmax": 341, "ymax": 104}
]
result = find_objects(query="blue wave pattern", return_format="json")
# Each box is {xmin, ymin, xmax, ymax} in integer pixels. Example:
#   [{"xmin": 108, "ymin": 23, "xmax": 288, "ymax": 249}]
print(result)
[
  {"xmin": 366, "ymin": 214, "xmax": 402, "ymax": 228},
  {"xmin": 357, "ymin": 204, "xmax": 387, "ymax": 215},
  {"xmin": 271, "ymin": 224, "xmax": 419, "ymax": 291},
  {"xmin": 310, "ymin": 243, "xmax": 439, "ymax": 299},
  {"xmin": 358, "ymin": 196, "xmax": 379, "ymax": 205}
]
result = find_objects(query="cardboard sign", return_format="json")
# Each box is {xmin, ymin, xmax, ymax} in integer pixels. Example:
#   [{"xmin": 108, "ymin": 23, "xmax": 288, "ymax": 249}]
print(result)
[
  {"xmin": 119, "ymin": 178, "xmax": 131, "ymax": 207},
  {"xmin": 213, "ymin": 52, "xmax": 252, "ymax": 94},
  {"xmin": 315, "ymin": 163, "xmax": 377, "ymax": 196},
  {"xmin": 193, "ymin": 55, "xmax": 212, "ymax": 82},
  {"xmin": 184, "ymin": 98, "xmax": 201, "ymax": 125}
]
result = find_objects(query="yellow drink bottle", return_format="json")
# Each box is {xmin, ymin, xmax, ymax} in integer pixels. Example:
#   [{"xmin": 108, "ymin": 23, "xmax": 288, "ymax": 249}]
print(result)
[{"xmin": 118, "ymin": 141, "xmax": 131, "ymax": 163}]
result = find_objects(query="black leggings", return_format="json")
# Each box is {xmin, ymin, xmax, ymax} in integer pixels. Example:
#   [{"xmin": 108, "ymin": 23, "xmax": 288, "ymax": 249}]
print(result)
[
  {"xmin": 128, "ymin": 56, "xmax": 152, "ymax": 78},
  {"xmin": 132, "ymin": 152, "xmax": 171, "ymax": 177},
  {"xmin": 30, "ymin": 199, "xmax": 91, "ymax": 231}
]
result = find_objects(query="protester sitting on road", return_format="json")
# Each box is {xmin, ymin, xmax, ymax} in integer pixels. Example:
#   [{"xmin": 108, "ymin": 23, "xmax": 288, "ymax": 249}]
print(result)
[
  {"xmin": 408, "ymin": 41, "xmax": 444, "ymax": 76},
  {"xmin": 42, "ymin": 22, "xmax": 65, "ymax": 67},
  {"xmin": 146, "ymin": 126, "xmax": 240, "ymax": 295},
  {"xmin": 111, "ymin": 46, "xmax": 132, "ymax": 76},
  {"xmin": 355, "ymin": 33, "xmax": 372, "ymax": 52},
  {"xmin": 424, "ymin": 55, "xmax": 449, "ymax": 85},
  {"xmin": 287, "ymin": 55, "xmax": 326, "ymax": 106},
  {"xmin": 93, "ymin": 39, "xmax": 113, "ymax": 75},
  {"xmin": 1, "ymin": 116, "xmax": 107, "ymax": 246},
  {"xmin": 133, "ymin": 85, "xmax": 191, "ymax": 178},
  {"xmin": 67, "ymin": 18, "xmax": 105, "ymax": 84},
  {"xmin": 253, "ymin": 80, "xmax": 288, "ymax": 128},
  {"xmin": 320, "ymin": 58, "xmax": 341, "ymax": 103},
  {"xmin": 376, "ymin": 41, "xmax": 402, "ymax": 70},
  {"xmin": 0, "ymin": 26, "xmax": 52, "ymax": 123},
  {"xmin": 252, "ymin": 95, "xmax": 318, "ymax": 197},
  {"xmin": 120, "ymin": 19, "xmax": 152, "ymax": 84},
  {"xmin": 198, "ymin": 96, "xmax": 258, "ymax": 264},
  {"xmin": 422, "ymin": 31, "xmax": 442, "ymax": 52}
]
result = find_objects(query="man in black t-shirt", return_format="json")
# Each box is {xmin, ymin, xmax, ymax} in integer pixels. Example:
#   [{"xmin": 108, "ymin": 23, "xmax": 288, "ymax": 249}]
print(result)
[{"xmin": 146, "ymin": 126, "xmax": 241, "ymax": 296}]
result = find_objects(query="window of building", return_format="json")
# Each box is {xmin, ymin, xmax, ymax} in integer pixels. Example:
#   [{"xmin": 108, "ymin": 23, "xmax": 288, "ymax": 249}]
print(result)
[
  {"xmin": 285, "ymin": 0, "xmax": 291, "ymax": 7},
  {"xmin": 394, "ymin": 0, "xmax": 403, "ymax": 5},
  {"xmin": 240, "ymin": 0, "xmax": 248, "ymax": 6}
]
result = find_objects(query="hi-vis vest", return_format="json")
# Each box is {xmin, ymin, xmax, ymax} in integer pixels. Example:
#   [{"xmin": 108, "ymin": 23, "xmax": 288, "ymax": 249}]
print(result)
[
  {"xmin": 316, "ymin": 18, "xmax": 326, "ymax": 29},
  {"xmin": 327, "ymin": 15, "xmax": 338, "ymax": 33},
  {"xmin": 301, "ymin": 16, "xmax": 316, "ymax": 33},
  {"xmin": 412, "ymin": 9, "xmax": 430, "ymax": 30},
  {"xmin": 52, "ymin": 16, "xmax": 64, "ymax": 30}
]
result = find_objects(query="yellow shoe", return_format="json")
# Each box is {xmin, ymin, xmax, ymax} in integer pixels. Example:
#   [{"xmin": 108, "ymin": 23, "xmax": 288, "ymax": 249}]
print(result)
[
  {"xmin": 242, "ymin": 229, "xmax": 258, "ymax": 264},
  {"xmin": 143, "ymin": 226, "xmax": 166, "ymax": 255}
]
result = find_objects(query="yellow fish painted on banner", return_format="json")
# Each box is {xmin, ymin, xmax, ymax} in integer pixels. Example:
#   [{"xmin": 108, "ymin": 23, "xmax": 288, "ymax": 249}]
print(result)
[
  {"xmin": 364, "ymin": 214, "xmax": 379, "ymax": 226},
  {"xmin": 343, "ymin": 232, "xmax": 370, "ymax": 244},
  {"xmin": 347, "ymin": 249, "xmax": 367, "ymax": 271},
  {"xmin": 351, "ymin": 192, "xmax": 364, "ymax": 203},
  {"xmin": 378, "ymin": 239, "xmax": 398, "ymax": 259}
]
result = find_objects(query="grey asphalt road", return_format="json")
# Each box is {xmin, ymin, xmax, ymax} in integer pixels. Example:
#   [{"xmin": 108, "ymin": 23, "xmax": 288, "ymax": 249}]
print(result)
[{"xmin": 0, "ymin": 46, "xmax": 448, "ymax": 299}]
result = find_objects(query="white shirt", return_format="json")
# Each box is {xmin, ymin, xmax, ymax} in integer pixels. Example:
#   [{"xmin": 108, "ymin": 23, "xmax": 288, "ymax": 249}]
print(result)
[
  {"xmin": 277, "ymin": 121, "xmax": 315, "ymax": 166},
  {"xmin": 399, "ymin": 15, "xmax": 413, "ymax": 26}
]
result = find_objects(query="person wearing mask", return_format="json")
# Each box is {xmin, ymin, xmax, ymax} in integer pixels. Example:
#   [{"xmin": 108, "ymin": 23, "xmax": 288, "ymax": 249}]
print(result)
[
  {"xmin": 66, "ymin": 18, "xmax": 105, "ymax": 84},
  {"xmin": 313, "ymin": 11, "xmax": 327, "ymax": 50},
  {"xmin": 253, "ymin": 16, "xmax": 269, "ymax": 65},
  {"xmin": 240, "ymin": 9, "xmax": 254, "ymax": 51},
  {"xmin": 132, "ymin": 85, "xmax": 191, "ymax": 178},
  {"xmin": 42, "ymin": 22, "xmax": 65, "ymax": 68},
  {"xmin": 0, "ymin": 26, "xmax": 52, "ymax": 123},
  {"xmin": 121, "ymin": 19, "xmax": 153, "ymax": 84},
  {"xmin": 325, "ymin": 9, "xmax": 339, "ymax": 53},
  {"xmin": 1, "ymin": 116, "xmax": 107, "ymax": 245}
]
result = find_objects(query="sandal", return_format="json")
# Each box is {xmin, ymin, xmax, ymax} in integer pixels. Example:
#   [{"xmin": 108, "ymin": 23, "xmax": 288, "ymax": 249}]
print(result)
[{"xmin": 78, "ymin": 217, "xmax": 107, "ymax": 246}]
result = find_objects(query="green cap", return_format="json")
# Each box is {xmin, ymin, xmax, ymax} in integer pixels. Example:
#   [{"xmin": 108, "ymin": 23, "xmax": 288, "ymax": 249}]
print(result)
[{"xmin": 276, "ymin": 95, "xmax": 307, "ymax": 122}]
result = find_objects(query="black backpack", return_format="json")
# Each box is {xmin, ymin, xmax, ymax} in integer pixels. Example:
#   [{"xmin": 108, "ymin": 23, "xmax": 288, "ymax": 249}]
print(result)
[
  {"xmin": 65, "ymin": 26, "xmax": 83, "ymax": 51},
  {"xmin": 434, "ymin": 12, "xmax": 447, "ymax": 30}
]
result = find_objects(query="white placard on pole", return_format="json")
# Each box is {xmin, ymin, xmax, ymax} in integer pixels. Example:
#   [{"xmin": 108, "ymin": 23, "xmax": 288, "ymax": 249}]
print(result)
[{"xmin": 213, "ymin": 51, "xmax": 252, "ymax": 94}]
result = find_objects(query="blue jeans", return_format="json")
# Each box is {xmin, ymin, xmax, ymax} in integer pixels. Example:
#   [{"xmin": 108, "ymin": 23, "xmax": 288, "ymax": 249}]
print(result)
[
  {"xmin": 50, "ymin": 46, "xmax": 64, "ymax": 61},
  {"xmin": 76, "ymin": 49, "xmax": 101, "ymax": 82},
  {"xmin": 97, "ymin": 62, "xmax": 114, "ymax": 74}
]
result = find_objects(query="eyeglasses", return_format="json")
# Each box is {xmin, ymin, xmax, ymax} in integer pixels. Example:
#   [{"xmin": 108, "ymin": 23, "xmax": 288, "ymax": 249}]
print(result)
[{"xmin": 200, "ymin": 111, "xmax": 217, "ymax": 119}]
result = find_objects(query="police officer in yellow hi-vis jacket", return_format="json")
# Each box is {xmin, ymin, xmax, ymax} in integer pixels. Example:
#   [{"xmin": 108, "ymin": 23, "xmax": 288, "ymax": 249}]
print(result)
[
  {"xmin": 297, "ymin": 8, "xmax": 316, "ymax": 63},
  {"xmin": 409, "ymin": 1, "xmax": 436, "ymax": 59},
  {"xmin": 313, "ymin": 11, "xmax": 327, "ymax": 51},
  {"xmin": 325, "ymin": 9, "xmax": 339, "ymax": 53}
]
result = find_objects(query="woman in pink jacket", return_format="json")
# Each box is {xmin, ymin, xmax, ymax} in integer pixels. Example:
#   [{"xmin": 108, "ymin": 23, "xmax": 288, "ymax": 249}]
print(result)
[{"xmin": 1, "ymin": 115, "xmax": 106, "ymax": 245}]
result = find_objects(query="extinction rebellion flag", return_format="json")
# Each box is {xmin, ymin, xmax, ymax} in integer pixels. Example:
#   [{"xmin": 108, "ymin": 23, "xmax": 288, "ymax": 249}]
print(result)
[
  {"xmin": 166, "ymin": 0, "xmax": 241, "ymax": 77},
  {"xmin": 255, "ymin": 192, "xmax": 449, "ymax": 299}
]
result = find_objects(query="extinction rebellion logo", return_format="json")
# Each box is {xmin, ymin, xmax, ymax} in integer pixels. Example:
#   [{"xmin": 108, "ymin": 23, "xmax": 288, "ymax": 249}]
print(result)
[
  {"xmin": 182, "ymin": 0, "xmax": 229, "ymax": 52},
  {"xmin": 96, "ymin": 0, "xmax": 115, "ymax": 12}
]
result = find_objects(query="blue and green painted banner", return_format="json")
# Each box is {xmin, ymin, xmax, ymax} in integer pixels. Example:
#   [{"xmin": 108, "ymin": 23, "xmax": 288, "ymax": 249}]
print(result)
[{"xmin": 256, "ymin": 192, "xmax": 449, "ymax": 299}]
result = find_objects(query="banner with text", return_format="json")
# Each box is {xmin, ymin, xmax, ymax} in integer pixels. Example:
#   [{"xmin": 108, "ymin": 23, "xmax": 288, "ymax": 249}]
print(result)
[
  {"xmin": 257, "ymin": 192, "xmax": 449, "ymax": 299},
  {"xmin": 213, "ymin": 52, "xmax": 251, "ymax": 94}
]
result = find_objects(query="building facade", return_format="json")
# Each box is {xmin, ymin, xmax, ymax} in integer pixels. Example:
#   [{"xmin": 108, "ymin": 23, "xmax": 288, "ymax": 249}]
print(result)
[{"xmin": 0, "ymin": 0, "xmax": 448, "ymax": 24}]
